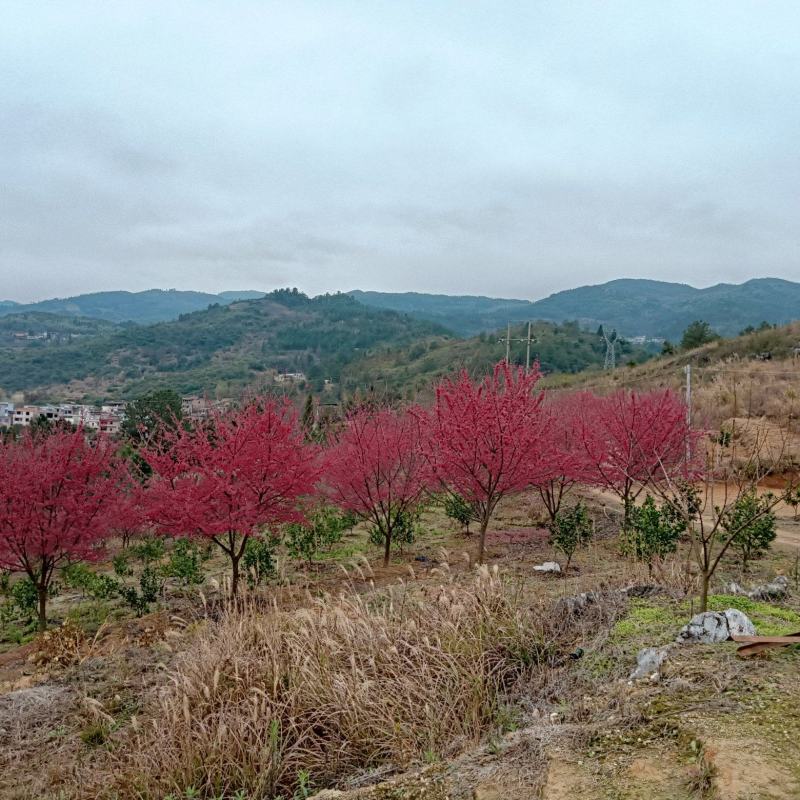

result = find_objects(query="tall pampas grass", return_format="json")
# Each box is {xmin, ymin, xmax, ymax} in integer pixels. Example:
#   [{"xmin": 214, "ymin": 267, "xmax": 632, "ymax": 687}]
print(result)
[{"xmin": 92, "ymin": 568, "xmax": 585, "ymax": 799}]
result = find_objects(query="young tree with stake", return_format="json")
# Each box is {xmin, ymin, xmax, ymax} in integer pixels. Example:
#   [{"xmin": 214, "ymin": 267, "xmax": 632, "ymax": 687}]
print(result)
[
  {"xmin": 142, "ymin": 400, "xmax": 319, "ymax": 596},
  {"xmin": 325, "ymin": 407, "xmax": 430, "ymax": 567},
  {"xmin": 656, "ymin": 422, "xmax": 793, "ymax": 611}
]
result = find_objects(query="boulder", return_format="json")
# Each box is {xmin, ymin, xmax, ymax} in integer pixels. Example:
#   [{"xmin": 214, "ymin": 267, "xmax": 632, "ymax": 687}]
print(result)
[
  {"xmin": 723, "ymin": 608, "xmax": 756, "ymax": 637},
  {"xmin": 676, "ymin": 612, "xmax": 732, "ymax": 644},
  {"xmin": 748, "ymin": 575, "xmax": 789, "ymax": 601},
  {"xmin": 629, "ymin": 646, "xmax": 671, "ymax": 681},
  {"xmin": 533, "ymin": 561, "xmax": 561, "ymax": 573},
  {"xmin": 676, "ymin": 609, "xmax": 755, "ymax": 644}
]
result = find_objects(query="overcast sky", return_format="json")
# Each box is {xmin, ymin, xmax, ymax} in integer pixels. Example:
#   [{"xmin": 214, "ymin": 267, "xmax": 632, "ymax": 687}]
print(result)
[{"xmin": 2, "ymin": 2, "xmax": 799, "ymax": 303}]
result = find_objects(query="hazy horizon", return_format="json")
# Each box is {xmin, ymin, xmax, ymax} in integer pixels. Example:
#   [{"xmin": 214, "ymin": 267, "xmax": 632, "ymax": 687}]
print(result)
[
  {"xmin": 2, "ymin": 2, "xmax": 799, "ymax": 302},
  {"xmin": 3, "ymin": 274, "xmax": 798, "ymax": 307}
]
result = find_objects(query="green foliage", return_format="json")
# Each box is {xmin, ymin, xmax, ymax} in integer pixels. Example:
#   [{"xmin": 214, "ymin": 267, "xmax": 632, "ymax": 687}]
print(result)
[
  {"xmin": 118, "ymin": 566, "xmax": 161, "ymax": 616},
  {"xmin": 121, "ymin": 388, "xmax": 183, "ymax": 443},
  {"xmin": 162, "ymin": 538, "xmax": 205, "ymax": 586},
  {"xmin": 0, "ymin": 290, "xmax": 445, "ymax": 399},
  {"xmin": 705, "ymin": 594, "xmax": 800, "ymax": 636},
  {"xmin": 443, "ymin": 493, "xmax": 479, "ymax": 533},
  {"xmin": 343, "ymin": 320, "xmax": 652, "ymax": 393},
  {"xmin": 112, "ymin": 553, "xmax": 132, "ymax": 577},
  {"xmin": 721, "ymin": 490, "xmax": 777, "ymax": 572},
  {"xmin": 622, "ymin": 495, "xmax": 685, "ymax": 572},
  {"xmin": 680, "ymin": 320, "xmax": 718, "ymax": 350},
  {"xmin": 369, "ymin": 509, "xmax": 421, "ymax": 553},
  {"xmin": 242, "ymin": 537, "xmax": 276, "ymax": 588},
  {"xmin": 784, "ymin": 487, "xmax": 800, "ymax": 520},
  {"xmin": 130, "ymin": 536, "xmax": 165, "ymax": 564},
  {"xmin": 285, "ymin": 507, "xmax": 348, "ymax": 564},
  {"xmin": 548, "ymin": 503, "xmax": 593, "ymax": 570},
  {"xmin": 62, "ymin": 563, "xmax": 120, "ymax": 599},
  {"xmin": 10, "ymin": 578, "xmax": 39, "ymax": 615}
]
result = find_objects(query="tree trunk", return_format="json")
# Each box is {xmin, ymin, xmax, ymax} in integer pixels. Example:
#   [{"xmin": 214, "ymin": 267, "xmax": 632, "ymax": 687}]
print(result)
[
  {"xmin": 230, "ymin": 552, "xmax": 241, "ymax": 598},
  {"xmin": 700, "ymin": 571, "xmax": 710, "ymax": 613},
  {"xmin": 383, "ymin": 527, "xmax": 392, "ymax": 567},
  {"xmin": 37, "ymin": 582, "xmax": 48, "ymax": 632},
  {"xmin": 478, "ymin": 514, "xmax": 490, "ymax": 565}
]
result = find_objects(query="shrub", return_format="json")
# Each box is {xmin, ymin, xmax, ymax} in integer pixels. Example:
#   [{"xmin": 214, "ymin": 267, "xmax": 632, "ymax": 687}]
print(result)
[
  {"xmin": 163, "ymin": 539, "xmax": 204, "ymax": 586},
  {"xmin": 242, "ymin": 537, "xmax": 276, "ymax": 588},
  {"xmin": 130, "ymin": 537, "xmax": 165, "ymax": 564},
  {"xmin": 118, "ymin": 566, "xmax": 161, "ymax": 616},
  {"xmin": 63, "ymin": 563, "xmax": 120, "ymax": 599},
  {"xmin": 548, "ymin": 503, "xmax": 593, "ymax": 571},
  {"xmin": 368, "ymin": 508, "xmax": 420, "ymax": 555},
  {"xmin": 10, "ymin": 577, "xmax": 39, "ymax": 616},
  {"xmin": 112, "ymin": 553, "xmax": 132, "ymax": 577},
  {"xmin": 285, "ymin": 507, "xmax": 348, "ymax": 564},
  {"xmin": 622, "ymin": 495, "xmax": 684, "ymax": 575},
  {"xmin": 722, "ymin": 490, "xmax": 777, "ymax": 573},
  {"xmin": 443, "ymin": 494, "xmax": 479, "ymax": 534}
]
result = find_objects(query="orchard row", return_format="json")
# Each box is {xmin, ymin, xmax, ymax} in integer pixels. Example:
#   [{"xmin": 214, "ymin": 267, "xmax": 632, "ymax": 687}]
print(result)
[{"xmin": 0, "ymin": 362, "xmax": 706, "ymax": 628}]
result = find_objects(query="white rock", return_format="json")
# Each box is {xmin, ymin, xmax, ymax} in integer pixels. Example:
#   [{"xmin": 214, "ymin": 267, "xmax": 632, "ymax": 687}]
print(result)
[
  {"xmin": 533, "ymin": 561, "xmax": 561, "ymax": 573},
  {"xmin": 676, "ymin": 608, "xmax": 756, "ymax": 644},
  {"xmin": 676, "ymin": 611, "xmax": 731, "ymax": 644},
  {"xmin": 629, "ymin": 646, "xmax": 671, "ymax": 680},
  {"xmin": 724, "ymin": 608, "xmax": 756, "ymax": 637},
  {"xmin": 748, "ymin": 576, "xmax": 789, "ymax": 601}
]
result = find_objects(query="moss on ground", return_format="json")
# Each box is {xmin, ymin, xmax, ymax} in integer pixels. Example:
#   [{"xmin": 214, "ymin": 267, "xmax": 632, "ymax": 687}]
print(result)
[{"xmin": 704, "ymin": 594, "xmax": 800, "ymax": 635}]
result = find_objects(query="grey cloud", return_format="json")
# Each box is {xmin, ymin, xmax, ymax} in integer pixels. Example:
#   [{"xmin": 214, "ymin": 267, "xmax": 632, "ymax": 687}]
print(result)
[{"xmin": 1, "ymin": 2, "xmax": 799, "ymax": 302}]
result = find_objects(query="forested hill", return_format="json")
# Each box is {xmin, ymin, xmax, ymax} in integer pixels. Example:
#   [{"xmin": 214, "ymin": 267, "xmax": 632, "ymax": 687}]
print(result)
[
  {"xmin": 341, "ymin": 320, "xmax": 652, "ymax": 399},
  {"xmin": 0, "ymin": 290, "xmax": 447, "ymax": 402},
  {"xmin": 349, "ymin": 278, "xmax": 800, "ymax": 339},
  {"xmin": 0, "ymin": 289, "xmax": 265, "ymax": 325}
]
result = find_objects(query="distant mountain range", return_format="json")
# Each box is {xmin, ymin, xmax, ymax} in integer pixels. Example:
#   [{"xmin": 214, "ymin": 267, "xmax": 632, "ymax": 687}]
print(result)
[
  {"xmin": 4, "ymin": 278, "xmax": 798, "ymax": 339},
  {"xmin": 0, "ymin": 289, "xmax": 265, "ymax": 325},
  {"xmin": 349, "ymin": 278, "xmax": 800, "ymax": 339},
  {"xmin": 0, "ymin": 290, "xmax": 445, "ymax": 401}
]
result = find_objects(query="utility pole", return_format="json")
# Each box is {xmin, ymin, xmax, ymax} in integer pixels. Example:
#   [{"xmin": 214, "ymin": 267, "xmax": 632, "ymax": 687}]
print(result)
[
  {"xmin": 498, "ymin": 322, "xmax": 536, "ymax": 371},
  {"xmin": 525, "ymin": 321, "xmax": 533, "ymax": 372},
  {"xmin": 685, "ymin": 363, "xmax": 692, "ymax": 463}
]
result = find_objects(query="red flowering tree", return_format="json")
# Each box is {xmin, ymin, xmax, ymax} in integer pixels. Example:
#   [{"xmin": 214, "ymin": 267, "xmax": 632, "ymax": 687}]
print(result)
[
  {"xmin": 427, "ymin": 362, "xmax": 551, "ymax": 563},
  {"xmin": 324, "ymin": 407, "xmax": 430, "ymax": 567},
  {"xmin": 577, "ymin": 389, "xmax": 699, "ymax": 526},
  {"xmin": 529, "ymin": 392, "xmax": 596, "ymax": 522},
  {"xmin": 142, "ymin": 400, "xmax": 319, "ymax": 596},
  {"xmin": 0, "ymin": 429, "xmax": 128, "ymax": 630}
]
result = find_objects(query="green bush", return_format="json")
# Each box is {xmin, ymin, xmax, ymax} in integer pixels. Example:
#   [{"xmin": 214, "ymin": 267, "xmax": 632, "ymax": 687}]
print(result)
[
  {"xmin": 63, "ymin": 563, "xmax": 120, "ymax": 599},
  {"xmin": 163, "ymin": 539, "xmax": 204, "ymax": 586},
  {"xmin": 131, "ymin": 536, "xmax": 165, "ymax": 564},
  {"xmin": 722, "ymin": 490, "xmax": 777, "ymax": 573},
  {"xmin": 285, "ymin": 507, "xmax": 348, "ymax": 564},
  {"xmin": 368, "ymin": 509, "xmax": 420, "ymax": 554},
  {"xmin": 10, "ymin": 578, "xmax": 38, "ymax": 616},
  {"xmin": 622, "ymin": 495, "xmax": 684, "ymax": 574},
  {"xmin": 443, "ymin": 494, "xmax": 479, "ymax": 533},
  {"xmin": 548, "ymin": 503, "xmax": 593, "ymax": 571},
  {"xmin": 242, "ymin": 537, "xmax": 276, "ymax": 588},
  {"xmin": 118, "ymin": 566, "xmax": 162, "ymax": 616}
]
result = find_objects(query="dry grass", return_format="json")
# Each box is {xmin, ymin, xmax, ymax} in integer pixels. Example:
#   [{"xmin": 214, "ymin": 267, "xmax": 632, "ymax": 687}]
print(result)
[{"xmin": 80, "ymin": 565, "xmax": 600, "ymax": 799}]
